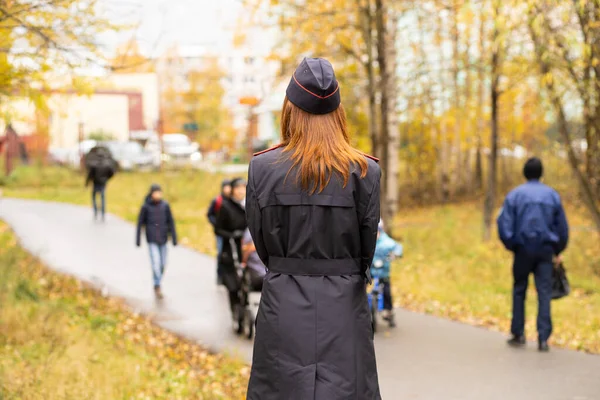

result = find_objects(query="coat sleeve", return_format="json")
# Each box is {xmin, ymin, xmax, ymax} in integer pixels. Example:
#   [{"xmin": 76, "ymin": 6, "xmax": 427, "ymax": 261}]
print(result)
[
  {"xmin": 207, "ymin": 198, "xmax": 218, "ymax": 227},
  {"xmin": 553, "ymin": 196, "xmax": 569, "ymax": 255},
  {"xmin": 359, "ymin": 167, "xmax": 381, "ymax": 280},
  {"xmin": 497, "ymin": 195, "xmax": 516, "ymax": 251},
  {"xmin": 167, "ymin": 204, "xmax": 178, "ymax": 246},
  {"xmin": 136, "ymin": 205, "xmax": 147, "ymax": 246},
  {"xmin": 246, "ymin": 160, "xmax": 269, "ymax": 267}
]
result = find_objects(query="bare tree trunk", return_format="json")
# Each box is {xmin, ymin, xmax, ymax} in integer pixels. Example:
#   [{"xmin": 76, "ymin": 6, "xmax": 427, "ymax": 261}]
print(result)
[
  {"xmin": 436, "ymin": 8, "xmax": 450, "ymax": 203},
  {"xmin": 464, "ymin": 1, "xmax": 474, "ymax": 193},
  {"xmin": 475, "ymin": 1, "xmax": 486, "ymax": 191},
  {"xmin": 483, "ymin": 1, "xmax": 500, "ymax": 242},
  {"xmin": 362, "ymin": 0, "xmax": 380, "ymax": 157},
  {"xmin": 386, "ymin": 10, "xmax": 400, "ymax": 227},
  {"xmin": 375, "ymin": 0, "xmax": 392, "ymax": 226},
  {"xmin": 451, "ymin": 1, "xmax": 463, "ymax": 196}
]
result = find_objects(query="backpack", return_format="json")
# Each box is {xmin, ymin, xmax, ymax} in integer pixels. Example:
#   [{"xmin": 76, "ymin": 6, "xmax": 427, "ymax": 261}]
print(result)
[{"xmin": 214, "ymin": 195, "xmax": 223, "ymax": 214}]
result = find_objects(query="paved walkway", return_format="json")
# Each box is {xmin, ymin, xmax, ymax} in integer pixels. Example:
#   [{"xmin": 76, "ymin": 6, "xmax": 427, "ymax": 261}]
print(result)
[{"xmin": 1, "ymin": 198, "xmax": 599, "ymax": 400}]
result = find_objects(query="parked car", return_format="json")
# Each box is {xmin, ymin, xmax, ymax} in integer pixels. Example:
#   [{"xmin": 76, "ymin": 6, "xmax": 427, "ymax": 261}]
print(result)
[
  {"xmin": 130, "ymin": 130, "xmax": 161, "ymax": 168},
  {"xmin": 105, "ymin": 141, "xmax": 159, "ymax": 171},
  {"xmin": 50, "ymin": 140, "xmax": 98, "ymax": 169},
  {"xmin": 161, "ymin": 133, "xmax": 202, "ymax": 166}
]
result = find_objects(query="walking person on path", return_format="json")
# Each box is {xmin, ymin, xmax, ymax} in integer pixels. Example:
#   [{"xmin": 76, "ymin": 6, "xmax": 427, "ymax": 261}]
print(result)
[
  {"xmin": 214, "ymin": 178, "xmax": 247, "ymax": 317},
  {"xmin": 497, "ymin": 157, "xmax": 569, "ymax": 352},
  {"xmin": 246, "ymin": 58, "xmax": 382, "ymax": 399},
  {"xmin": 85, "ymin": 153, "xmax": 115, "ymax": 221},
  {"xmin": 136, "ymin": 184, "xmax": 178, "ymax": 299},
  {"xmin": 207, "ymin": 179, "xmax": 232, "ymax": 285}
]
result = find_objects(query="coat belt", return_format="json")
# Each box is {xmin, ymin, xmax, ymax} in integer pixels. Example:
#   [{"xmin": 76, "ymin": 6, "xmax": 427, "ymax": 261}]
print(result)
[{"xmin": 268, "ymin": 256, "xmax": 364, "ymax": 277}]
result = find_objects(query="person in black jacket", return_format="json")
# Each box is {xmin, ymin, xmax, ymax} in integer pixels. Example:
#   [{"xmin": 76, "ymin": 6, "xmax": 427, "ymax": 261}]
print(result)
[
  {"xmin": 207, "ymin": 179, "xmax": 232, "ymax": 284},
  {"xmin": 85, "ymin": 162, "xmax": 115, "ymax": 221},
  {"xmin": 136, "ymin": 184, "xmax": 177, "ymax": 299},
  {"xmin": 246, "ymin": 58, "xmax": 381, "ymax": 399},
  {"xmin": 214, "ymin": 177, "xmax": 247, "ymax": 317}
]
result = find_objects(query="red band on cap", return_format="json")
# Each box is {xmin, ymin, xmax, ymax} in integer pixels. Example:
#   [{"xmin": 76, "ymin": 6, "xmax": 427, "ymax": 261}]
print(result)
[{"xmin": 293, "ymin": 74, "xmax": 340, "ymax": 99}]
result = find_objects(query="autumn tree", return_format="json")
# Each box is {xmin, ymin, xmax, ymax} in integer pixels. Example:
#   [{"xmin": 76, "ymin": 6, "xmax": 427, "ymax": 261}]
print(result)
[
  {"xmin": 110, "ymin": 39, "xmax": 154, "ymax": 73},
  {"xmin": 156, "ymin": 48, "xmax": 235, "ymax": 150},
  {"xmin": 0, "ymin": 0, "xmax": 116, "ymax": 103},
  {"xmin": 527, "ymin": 0, "xmax": 600, "ymax": 233},
  {"xmin": 182, "ymin": 58, "xmax": 236, "ymax": 151}
]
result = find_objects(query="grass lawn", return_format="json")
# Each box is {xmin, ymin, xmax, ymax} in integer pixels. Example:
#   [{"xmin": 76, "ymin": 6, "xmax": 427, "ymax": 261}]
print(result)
[
  {"xmin": 3, "ymin": 165, "xmax": 600, "ymax": 354},
  {"xmin": 0, "ymin": 221, "xmax": 249, "ymax": 399}
]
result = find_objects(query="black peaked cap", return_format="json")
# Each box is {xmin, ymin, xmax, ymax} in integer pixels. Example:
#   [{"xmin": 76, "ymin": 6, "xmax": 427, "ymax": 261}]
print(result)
[{"xmin": 286, "ymin": 58, "xmax": 341, "ymax": 115}]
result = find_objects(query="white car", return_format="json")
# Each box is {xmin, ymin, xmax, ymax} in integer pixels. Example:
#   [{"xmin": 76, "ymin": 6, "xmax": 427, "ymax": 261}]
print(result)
[
  {"xmin": 161, "ymin": 134, "xmax": 202, "ymax": 166},
  {"xmin": 104, "ymin": 141, "xmax": 158, "ymax": 171}
]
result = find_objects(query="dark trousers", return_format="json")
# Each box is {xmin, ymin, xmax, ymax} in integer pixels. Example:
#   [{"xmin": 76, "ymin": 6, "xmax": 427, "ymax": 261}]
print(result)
[
  {"xmin": 511, "ymin": 251, "xmax": 553, "ymax": 341},
  {"xmin": 92, "ymin": 184, "xmax": 106, "ymax": 217},
  {"xmin": 381, "ymin": 277, "xmax": 393, "ymax": 311},
  {"xmin": 220, "ymin": 263, "xmax": 240, "ymax": 315}
]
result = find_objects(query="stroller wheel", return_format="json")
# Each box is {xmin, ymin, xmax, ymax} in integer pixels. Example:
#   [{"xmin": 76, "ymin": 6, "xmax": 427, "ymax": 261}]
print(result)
[{"xmin": 244, "ymin": 309, "xmax": 254, "ymax": 340}]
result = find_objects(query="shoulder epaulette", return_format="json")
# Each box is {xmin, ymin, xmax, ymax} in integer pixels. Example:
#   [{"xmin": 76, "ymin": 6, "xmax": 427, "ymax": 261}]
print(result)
[
  {"xmin": 253, "ymin": 143, "xmax": 284, "ymax": 157},
  {"xmin": 360, "ymin": 152, "xmax": 379, "ymax": 163}
]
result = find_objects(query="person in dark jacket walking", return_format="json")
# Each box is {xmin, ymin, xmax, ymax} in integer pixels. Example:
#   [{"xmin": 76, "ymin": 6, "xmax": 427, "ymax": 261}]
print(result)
[
  {"xmin": 497, "ymin": 157, "xmax": 569, "ymax": 352},
  {"xmin": 207, "ymin": 179, "xmax": 232, "ymax": 284},
  {"xmin": 136, "ymin": 184, "xmax": 178, "ymax": 299},
  {"xmin": 214, "ymin": 177, "xmax": 247, "ymax": 316},
  {"xmin": 85, "ymin": 162, "xmax": 115, "ymax": 221},
  {"xmin": 246, "ymin": 58, "xmax": 381, "ymax": 400}
]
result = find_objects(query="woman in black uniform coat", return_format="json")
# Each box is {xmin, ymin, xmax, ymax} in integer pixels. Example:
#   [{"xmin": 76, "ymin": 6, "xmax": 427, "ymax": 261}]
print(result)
[{"xmin": 246, "ymin": 58, "xmax": 382, "ymax": 400}]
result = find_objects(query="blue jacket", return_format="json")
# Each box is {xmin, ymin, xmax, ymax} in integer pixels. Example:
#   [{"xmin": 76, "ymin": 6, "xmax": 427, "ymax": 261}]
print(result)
[
  {"xmin": 497, "ymin": 180, "xmax": 568, "ymax": 255},
  {"xmin": 370, "ymin": 232, "xmax": 403, "ymax": 279},
  {"xmin": 136, "ymin": 197, "xmax": 177, "ymax": 246}
]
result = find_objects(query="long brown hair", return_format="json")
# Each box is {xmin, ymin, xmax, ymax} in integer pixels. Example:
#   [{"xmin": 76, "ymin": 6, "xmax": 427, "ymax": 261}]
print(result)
[{"xmin": 280, "ymin": 97, "xmax": 368, "ymax": 194}]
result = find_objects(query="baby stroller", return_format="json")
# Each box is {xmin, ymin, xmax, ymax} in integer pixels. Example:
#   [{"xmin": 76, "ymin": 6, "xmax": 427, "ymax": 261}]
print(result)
[{"xmin": 229, "ymin": 236, "xmax": 264, "ymax": 339}]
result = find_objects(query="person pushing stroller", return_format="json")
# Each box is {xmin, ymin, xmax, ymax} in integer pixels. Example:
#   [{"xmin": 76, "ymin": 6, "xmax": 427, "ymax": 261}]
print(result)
[{"xmin": 371, "ymin": 221, "xmax": 403, "ymax": 328}]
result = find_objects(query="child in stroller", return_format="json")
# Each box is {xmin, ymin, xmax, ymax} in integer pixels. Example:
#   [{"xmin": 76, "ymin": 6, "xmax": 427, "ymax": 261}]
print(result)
[
  {"xmin": 235, "ymin": 229, "xmax": 266, "ymax": 339},
  {"xmin": 371, "ymin": 220, "xmax": 403, "ymax": 328}
]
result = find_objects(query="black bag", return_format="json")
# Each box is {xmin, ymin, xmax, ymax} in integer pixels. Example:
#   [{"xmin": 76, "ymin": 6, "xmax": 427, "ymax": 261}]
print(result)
[{"xmin": 552, "ymin": 262, "xmax": 570, "ymax": 300}]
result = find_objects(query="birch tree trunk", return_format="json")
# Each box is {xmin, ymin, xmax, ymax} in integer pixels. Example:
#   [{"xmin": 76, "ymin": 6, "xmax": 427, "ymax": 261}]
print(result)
[
  {"xmin": 375, "ymin": 0, "xmax": 392, "ymax": 226},
  {"xmin": 475, "ymin": 1, "xmax": 486, "ymax": 191},
  {"xmin": 386, "ymin": 9, "xmax": 400, "ymax": 228}
]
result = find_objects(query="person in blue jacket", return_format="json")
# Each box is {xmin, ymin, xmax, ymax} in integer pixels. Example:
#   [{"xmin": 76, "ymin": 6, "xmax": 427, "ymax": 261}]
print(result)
[
  {"xmin": 371, "ymin": 220, "xmax": 403, "ymax": 328},
  {"xmin": 497, "ymin": 157, "xmax": 569, "ymax": 352},
  {"xmin": 136, "ymin": 184, "xmax": 178, "ymax": 299}
]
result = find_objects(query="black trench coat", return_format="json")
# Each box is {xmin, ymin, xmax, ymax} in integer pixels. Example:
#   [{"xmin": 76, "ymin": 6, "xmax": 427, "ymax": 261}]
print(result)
[
  {"xmin": 246, "ymin": 145, "xmax": 382, "ymax": 400},
  {"xmin": 215, "ymin": 197, "xmax": 247, "ymax": 292}
]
